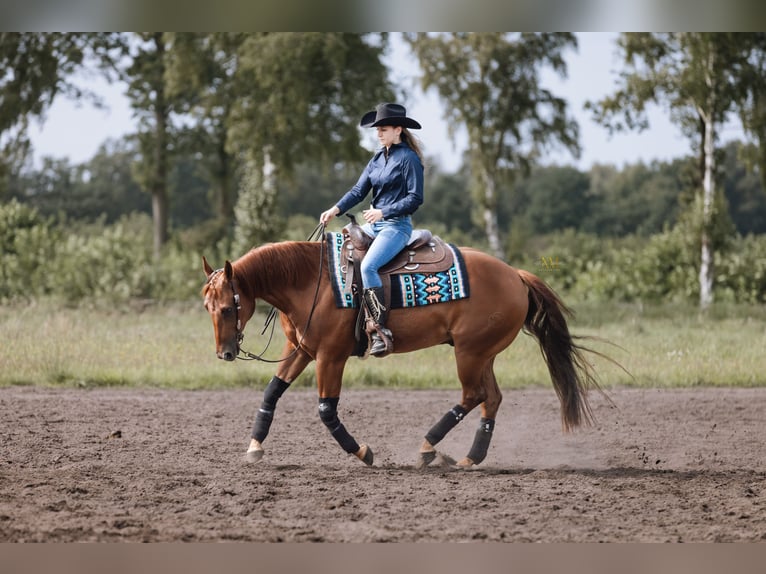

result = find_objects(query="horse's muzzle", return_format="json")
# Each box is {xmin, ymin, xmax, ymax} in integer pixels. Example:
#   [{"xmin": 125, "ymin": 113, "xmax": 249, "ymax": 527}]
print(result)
[{"xmin": 218, "ymin": 349, "xmax": 237, "ymax": 361}]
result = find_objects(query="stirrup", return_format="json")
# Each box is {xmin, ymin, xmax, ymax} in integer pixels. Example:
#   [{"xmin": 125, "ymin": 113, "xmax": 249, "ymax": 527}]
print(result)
[{"xmin": 370, "ymin": 327, "xmax": 393, "ymax": 356}]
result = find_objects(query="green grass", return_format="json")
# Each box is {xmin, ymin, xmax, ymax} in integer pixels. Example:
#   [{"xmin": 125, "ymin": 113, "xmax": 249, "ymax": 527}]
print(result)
[{"xmin": 1, "ymin": 300, "xmax": 765, "ymax": 390}]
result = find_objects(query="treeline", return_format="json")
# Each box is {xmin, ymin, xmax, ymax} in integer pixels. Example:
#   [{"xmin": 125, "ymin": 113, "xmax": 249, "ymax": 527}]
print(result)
[
  {"xmin": 6, "ymin": 138, "xmax": 766, "ymax": 245},
  {"xmin": 3, "ymin": 138, "xmax": 766, "ymax": 304}
]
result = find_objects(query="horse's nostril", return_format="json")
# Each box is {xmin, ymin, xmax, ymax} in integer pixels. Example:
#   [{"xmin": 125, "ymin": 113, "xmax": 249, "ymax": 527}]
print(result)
[{"xmin": 223, "ymin": 351, "xmax": 235, "ymax": 361}]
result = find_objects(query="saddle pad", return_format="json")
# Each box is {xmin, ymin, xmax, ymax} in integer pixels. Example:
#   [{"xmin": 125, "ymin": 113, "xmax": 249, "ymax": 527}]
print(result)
[{"xmin": 326, "ymin": 232, "xmax": 470, "ymax": 309}]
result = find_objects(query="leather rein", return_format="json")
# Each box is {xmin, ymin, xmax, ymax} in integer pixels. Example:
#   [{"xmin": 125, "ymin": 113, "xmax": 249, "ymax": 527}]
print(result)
[{"xmin": 224, "ymin": 222, "xmax": 326, "ymax": 363}]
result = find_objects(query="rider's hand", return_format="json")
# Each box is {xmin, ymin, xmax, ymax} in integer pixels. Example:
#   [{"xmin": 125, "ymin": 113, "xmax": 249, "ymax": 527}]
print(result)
[
  {"xmin": 320, "ymin": 206, "xmax": 340, "ymax": 224},
  {"xmin": 363, "ymin": 208, "xmax": 383, "ymax": 224}
]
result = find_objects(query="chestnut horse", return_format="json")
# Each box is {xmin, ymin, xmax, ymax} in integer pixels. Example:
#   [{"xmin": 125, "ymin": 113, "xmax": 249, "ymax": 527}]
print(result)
[{"xmin": 202, "ymin": 238, "xmax": 602, "ymax": 468}]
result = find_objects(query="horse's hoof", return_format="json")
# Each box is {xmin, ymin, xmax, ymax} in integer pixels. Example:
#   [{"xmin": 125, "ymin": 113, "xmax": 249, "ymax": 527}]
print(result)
[
  {"xmin": 356, "ymin": 444, "xmax": 374, "ymax": 466},
  {"xmin": 244, "ymin": 448, "xmax": 264, "ymax": 464},
  {"xmin": 456, "ymin": 456, "xmax": 475, "ymax": 468},
  {"xmin": 416, "ymin": 450, "xmax": 437, "ymax": 470}
]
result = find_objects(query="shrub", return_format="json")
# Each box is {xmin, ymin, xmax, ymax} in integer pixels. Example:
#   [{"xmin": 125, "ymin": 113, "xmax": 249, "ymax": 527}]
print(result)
[
  {"xmin": 715, "ymin": 234, "xmax": 766, "ymax": 303},
  {"xmin": 0, "ymin": 207, "xmax": 204, "ymax": 304},
  {"xmin": 0, "ymin": 200, "xmax": 60, "ymax": 300},
  {"xmin": 3, "ymin": 198, "xmax": 766, "ymax": 307}
]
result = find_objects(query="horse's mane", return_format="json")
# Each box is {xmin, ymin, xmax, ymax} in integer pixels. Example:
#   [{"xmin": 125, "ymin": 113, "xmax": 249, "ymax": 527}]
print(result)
[{"xmin": 232, "ymin": 241, "xmax": 319, "ymax": 299}]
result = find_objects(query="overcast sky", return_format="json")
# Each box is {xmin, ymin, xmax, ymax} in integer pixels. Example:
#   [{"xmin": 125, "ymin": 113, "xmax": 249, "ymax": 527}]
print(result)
[{"xmin": 27, "ymin": 32, "xmax": 747, "ymax": 173}]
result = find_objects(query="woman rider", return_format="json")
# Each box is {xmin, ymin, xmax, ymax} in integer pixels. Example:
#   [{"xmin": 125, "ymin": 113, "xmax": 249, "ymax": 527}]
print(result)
[{"xmin": 320, "ymin": 103, "xmax": 425, "ymax": 356}]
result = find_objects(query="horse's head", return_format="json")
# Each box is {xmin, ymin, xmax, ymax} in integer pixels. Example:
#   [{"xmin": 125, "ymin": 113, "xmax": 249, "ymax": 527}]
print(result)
[{"xmin": 202, "ymin": 256, "xmax": 256, "ymax": 361}]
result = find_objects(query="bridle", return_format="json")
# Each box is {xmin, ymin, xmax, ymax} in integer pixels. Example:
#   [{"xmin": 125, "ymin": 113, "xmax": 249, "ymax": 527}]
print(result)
[{"xmin": 208, "ymin": 223, "xmax": 326, "ymax": 363}]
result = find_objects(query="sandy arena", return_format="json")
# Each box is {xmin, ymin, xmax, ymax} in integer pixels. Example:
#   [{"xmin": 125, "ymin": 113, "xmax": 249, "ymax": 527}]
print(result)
[{"xmin": 1, "ymin": 386, "xmax": 764, "ymax": 542}]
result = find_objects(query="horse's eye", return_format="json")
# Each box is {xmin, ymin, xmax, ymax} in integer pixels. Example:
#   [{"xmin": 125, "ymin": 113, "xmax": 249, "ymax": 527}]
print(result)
[{"xmin": 221, "ymin": 306, "xmax": 233, "ymax": 316}]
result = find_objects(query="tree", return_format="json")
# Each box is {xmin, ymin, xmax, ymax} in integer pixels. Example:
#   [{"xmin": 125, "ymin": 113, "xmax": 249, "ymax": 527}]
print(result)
[
  {"xmin": 583, "ymin": 159, "xmax": 690, "ymax": 236},
  {"xmin": 164, "ymin": 33, "xmax": 240, "ymax": 227},
  {"xmin": 417, "ymin": 163, "xmax": 476, "ymax": 238},
  {"xmin": 274, "ymin": 159, "xmax": 360, "ymax": 221},
  {"xmin": 226, "ymin": 33, "xmax": 393, "ymax": 249},
  {"xmin": 0, "ymin": 33, "xmax": 117, "ymax": 198},
  {"xmin": 735, "ymin": 33, "xmax": 766, "ymax": 196},
  {"xmin": 516, "ymin": 166, "xmax": 591, "ymax": 234},
  {"xmin": 165, "ymin": 33, "xmax": 393, "ymax": 250},
  {"xmin": 588, "ymin": 33, "xmax": 751, "ymax": 308},
  {"xmin": 233, "ymin": 151, "xmax": 283, "ymax": 252},
  {"xmin": 10, "ymin": 138, "xmax": 148, "ymax": 222},
  {"xmin": 721, "ymin": 141, "xmax": 766, "ymax": 235},
  {"xmin": 122, "ymin": 32, "xmax": 177, "ymax": 258},
  {"xmin": 405, "ymin": 33, "xmax": 580, "ymax": 260}
]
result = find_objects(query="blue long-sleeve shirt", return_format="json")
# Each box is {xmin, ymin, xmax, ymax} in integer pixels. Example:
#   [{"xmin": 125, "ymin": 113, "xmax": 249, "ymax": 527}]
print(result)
[{"xmin": 335, "ymin": 142, "xmax": 424, "ymax": 219}]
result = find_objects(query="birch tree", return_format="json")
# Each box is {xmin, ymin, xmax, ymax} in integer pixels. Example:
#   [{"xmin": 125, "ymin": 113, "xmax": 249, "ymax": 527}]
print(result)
[
  {"xmin": 226, "ymin": 33, "xmax": 392, "ymax": 249},
  {"xmin": 405, "ymin": 33, "xmax": 580, "ymax": 260},
  {"xmin": 588, "ymin": 33, "xmax": 747, "ymax": 308}
]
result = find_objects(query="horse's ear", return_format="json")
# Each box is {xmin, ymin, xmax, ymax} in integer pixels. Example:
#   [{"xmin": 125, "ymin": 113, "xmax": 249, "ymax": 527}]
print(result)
[
  {"xmin": 224, "ymin": 260, "xmax": 233, "ymax": 281},
  {"xmin": 202, "ymin": 256, "xmax": 214, "ymax": 278}
]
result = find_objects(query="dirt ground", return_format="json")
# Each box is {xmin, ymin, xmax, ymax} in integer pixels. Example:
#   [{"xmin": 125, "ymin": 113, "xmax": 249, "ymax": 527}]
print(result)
[{"xmin": 0, "ymin": 385, "xmax": 764, "ymax": 542}]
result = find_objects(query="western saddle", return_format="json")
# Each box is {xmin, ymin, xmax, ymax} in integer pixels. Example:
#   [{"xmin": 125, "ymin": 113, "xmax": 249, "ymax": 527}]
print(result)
[{"xmin": 340, "ymin": 215, "xmax": 455, "ymax": 356}]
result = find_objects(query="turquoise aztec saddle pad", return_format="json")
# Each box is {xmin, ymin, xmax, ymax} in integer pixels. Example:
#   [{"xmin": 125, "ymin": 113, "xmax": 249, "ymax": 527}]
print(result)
[{"xmin": 325, "ymin": 232, "xmax": 470, "ymax": 309}]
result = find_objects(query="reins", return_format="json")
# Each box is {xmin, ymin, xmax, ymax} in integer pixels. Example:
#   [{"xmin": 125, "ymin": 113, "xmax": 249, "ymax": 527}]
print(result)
[{"xmin": 234, "ymin": 222, "xmax": 327, "ymax": 363}]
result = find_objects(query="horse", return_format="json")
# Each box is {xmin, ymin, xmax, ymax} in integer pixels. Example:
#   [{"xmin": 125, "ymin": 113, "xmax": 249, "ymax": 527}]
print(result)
[{"xmin": 201, "ymin": 236, "xmax": 604, "ymax": 469}]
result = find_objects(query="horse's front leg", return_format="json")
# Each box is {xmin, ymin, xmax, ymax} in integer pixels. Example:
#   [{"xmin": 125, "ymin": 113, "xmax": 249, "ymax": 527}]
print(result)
[
  {"xmin": 316, "ymin": 357, "xmax": 373, "ymax": 466},
  {"xmin": 245, "ymin": 343, "xmax": 312, "ymax": 463}
]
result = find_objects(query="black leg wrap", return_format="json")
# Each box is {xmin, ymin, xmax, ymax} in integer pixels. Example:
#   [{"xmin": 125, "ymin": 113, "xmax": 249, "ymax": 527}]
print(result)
[
  {"xmin": 318, "ymin": 397, "xmax": 360, "ymax": 454},
  {"xmin": 252, "ymin": 376, "xmax": 290, "ymax": 442},
  {"xmin": 466, "ymin": 418, "xmax": 495, "ymax": 465},
  {"xmin": 425, "ymin": 404, "xmax": 467, "ymax": 446}
]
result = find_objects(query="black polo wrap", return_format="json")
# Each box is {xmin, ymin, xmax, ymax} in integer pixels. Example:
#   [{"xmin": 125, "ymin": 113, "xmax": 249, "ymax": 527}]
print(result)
[
  {"xmin": 466, "ymin": 418, "xmax": 495, "ymax": 464},
  {"xmin": 425, "ymin": 404, "xmax": 467, "ymax": 446},
  {"xmin": 318, "ymin": 397, "xmax": 360, "ymax": 454},
  {"xmin": 251, "ymin": 376, "xmax": 291, "ymax": 442}
]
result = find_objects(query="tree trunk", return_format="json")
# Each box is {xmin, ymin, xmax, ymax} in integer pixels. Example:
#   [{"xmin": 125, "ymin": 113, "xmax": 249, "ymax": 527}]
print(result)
[
  {"xmin": 699, "ymin": 52, "xmax": 716, "ymax": 309},
  {"xmin": 151, "ymin": 103, "xmax": 168, "ymax": 258},
  {"xmin": 151, "ymin": 188, "xmax": 168, "ymax": 258},
  {"xmin": 151, "ymin": 33, "xmax": 169, "ymax": 259},
  {"xmin": 233, "ymin": 148, "xmax": 282, "ymax": 253},
  {"xmin": 699, "ymin": 126, "xmax": 714, "ymax": 308},
  {"xmin": 215, "ymin": 138, "xmax": 232, "ymax": 222},
  {"xmin": 480, "ymin": 167, "xmax": 505, "ymax": 261},
  {"xmin": 263, "ymin": 148, "xmax": 276, "ymax": 199}
]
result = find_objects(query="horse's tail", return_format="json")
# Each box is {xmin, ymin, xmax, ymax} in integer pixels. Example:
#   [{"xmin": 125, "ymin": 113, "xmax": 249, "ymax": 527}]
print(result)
[{"xmin": 517, "ymin": 269, "xmax": 602, "ymax": 432}]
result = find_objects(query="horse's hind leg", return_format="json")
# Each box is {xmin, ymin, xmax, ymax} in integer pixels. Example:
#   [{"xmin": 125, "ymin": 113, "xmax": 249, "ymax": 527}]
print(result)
[
  {"xmin": 418, "ymin": 353, "xmax": 500, "ymax": 469},
  {"xmin": 456, "ymin": 359, "xmax": 502, "ymax": 468},
  {"xmin": 245, "ymin": 344, "xmax": 312, "ymax": 463},
  {"xmin": 417, "ymin": 405, "xmax": 466, "ymax": 468}
]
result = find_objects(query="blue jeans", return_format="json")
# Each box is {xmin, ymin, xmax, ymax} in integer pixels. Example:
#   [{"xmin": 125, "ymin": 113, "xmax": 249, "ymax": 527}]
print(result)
[{"xmin": 360, "ymin": 216, "xmax": 413, "ymax": 289}]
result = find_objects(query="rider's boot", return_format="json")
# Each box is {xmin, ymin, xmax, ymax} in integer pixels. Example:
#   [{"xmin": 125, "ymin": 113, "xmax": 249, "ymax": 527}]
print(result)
[{"xmin": 363, "ymin": 286, "xmax": 393, "ymax": 357}]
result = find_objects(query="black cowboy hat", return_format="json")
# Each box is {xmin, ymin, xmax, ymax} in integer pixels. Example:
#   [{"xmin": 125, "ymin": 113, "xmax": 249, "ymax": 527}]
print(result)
[{"xmin": 360, "ymin": 103, "xmax": 422, "ymax": 129}]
